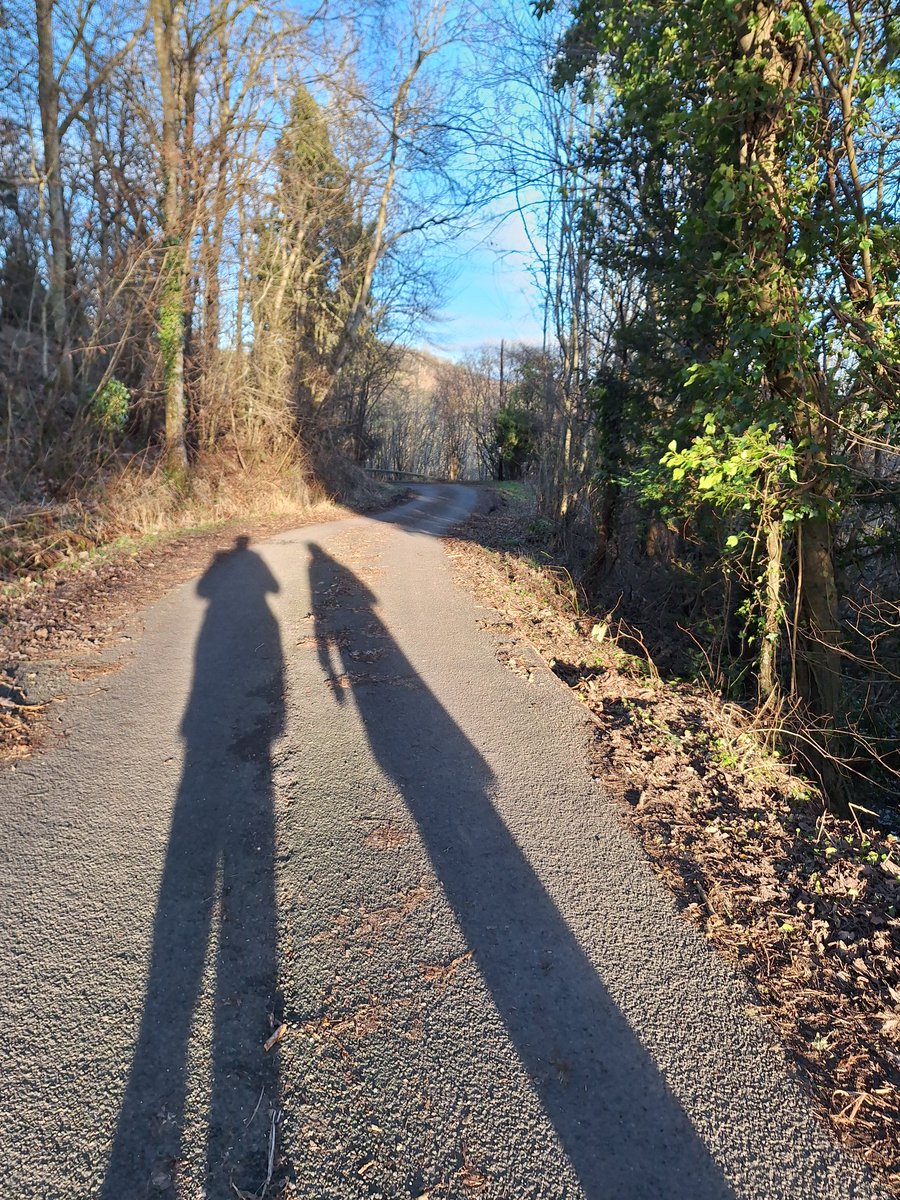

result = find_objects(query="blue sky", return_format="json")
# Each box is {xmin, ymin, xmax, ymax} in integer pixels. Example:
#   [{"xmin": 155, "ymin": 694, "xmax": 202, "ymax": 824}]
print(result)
[
  {"xmin": 352, "ymin": 0, "xmax": 563, "ymax": 362},
  {"xmin": 409, "ymin": 0, "xmax": 557, "ymax": 362},
  {"xmin": 422, "ymin": 211, "xmax": 547, "ymax": 357}
]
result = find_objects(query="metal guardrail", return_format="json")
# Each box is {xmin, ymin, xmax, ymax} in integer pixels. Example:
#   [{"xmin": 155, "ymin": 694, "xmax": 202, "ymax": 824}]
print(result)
[{"xmin": 364, "ymin": 468, "xmax": 447, "ymax": 482}]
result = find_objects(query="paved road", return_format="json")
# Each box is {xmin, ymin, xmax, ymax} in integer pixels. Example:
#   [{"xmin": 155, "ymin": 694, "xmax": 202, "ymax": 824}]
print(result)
[{"xmin": 0, "ymin": 486, "xmax": 886, "ymax": 1199}]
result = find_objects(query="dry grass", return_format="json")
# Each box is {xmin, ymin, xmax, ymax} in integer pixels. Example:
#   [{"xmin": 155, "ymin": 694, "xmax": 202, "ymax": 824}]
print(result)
[
  {"xmin": 0, "ymin": 449, "xmax": 326, "ymax": 582},
  {"xmin": 103, "ymin": 452, "xmax": 320, "ymax": 538},
  {"xmin": 0, "ymin": 441, "xmax": 391, "ymax": 584}
]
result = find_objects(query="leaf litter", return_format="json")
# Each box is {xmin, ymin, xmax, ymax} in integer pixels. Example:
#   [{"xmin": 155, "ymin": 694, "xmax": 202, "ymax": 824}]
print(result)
[{"xmin": 448, "ymin": 502, "xmax": 900, "ymax": 1194}]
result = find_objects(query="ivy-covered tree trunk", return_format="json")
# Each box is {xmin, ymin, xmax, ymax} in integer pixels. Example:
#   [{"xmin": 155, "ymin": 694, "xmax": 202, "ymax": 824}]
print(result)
[
  {"xmin": 797, "ymin": 508, "xmax": 843, "ymax": 720},
  {"xmin": 152, "ymin": 0, "xmax": 187, "ymax": 469},
  {"xmin": 733, "ymin": 3, "xmax": 843, "ymax": 727},
  {"xmin": 794, "ymin": 471, "xmax": 850, "ymax": 814},
  {"xmin": 160, "ymin": 243, "xmax": 186, "ymax": 466}
]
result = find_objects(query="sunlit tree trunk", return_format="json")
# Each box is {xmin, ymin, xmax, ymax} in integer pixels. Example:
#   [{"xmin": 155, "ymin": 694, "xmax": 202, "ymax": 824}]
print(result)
[
  {"xmin": 759, "ymin": 516, "xmax": 782, "ymax": 703},
  {"xmin": 152, "ymin": 0, "xmax": 187, "ymax": 468},
  {"xmin": 36, "ymin": 0, "xmax": 73, "ymax": 398}
]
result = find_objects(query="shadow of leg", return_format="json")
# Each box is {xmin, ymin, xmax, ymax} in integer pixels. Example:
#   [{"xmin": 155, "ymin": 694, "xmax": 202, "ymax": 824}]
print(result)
[
  {"xmin": 102, "ymin": 540, "xmax": 284, "ymax": 1199},
  {"xmin": 307, "ymin": 542, "xmax": 736, "ymax": 1200}
]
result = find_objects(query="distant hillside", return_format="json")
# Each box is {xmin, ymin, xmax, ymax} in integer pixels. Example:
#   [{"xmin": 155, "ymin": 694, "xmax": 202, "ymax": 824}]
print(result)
[{"xmin": 395, "ymin": 347, "xmax": 444, "ymax": 399}]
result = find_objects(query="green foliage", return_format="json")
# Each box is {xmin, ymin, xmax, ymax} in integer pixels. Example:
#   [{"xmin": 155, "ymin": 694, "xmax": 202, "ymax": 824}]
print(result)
[
  {"xmin": 552, "ymin": 0, "xmax": 900, "ymax": 434},
  {"xmin": 253, "ymin": 85, "xmax": 364, "ymax": 365},
  {"xmin": 493, "ymin": 405, "xmax": 538, "ymax": 479},
  {"xmin": 656, "ymin": 421, "xmax": 813, "ymax": 524},
  {"xmin": 546, "ymin": 0, "xmax": 900, "ymax": 735},
  {"xmin": 90, "ymin": 378, "xmax": 130, "ymax": 434}
]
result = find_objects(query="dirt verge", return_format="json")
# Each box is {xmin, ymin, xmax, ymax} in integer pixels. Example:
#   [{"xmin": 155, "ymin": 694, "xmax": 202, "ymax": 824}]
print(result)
[{"xmin": 448, "ymin": 495, "xmax": 900, "ymax": 1195}]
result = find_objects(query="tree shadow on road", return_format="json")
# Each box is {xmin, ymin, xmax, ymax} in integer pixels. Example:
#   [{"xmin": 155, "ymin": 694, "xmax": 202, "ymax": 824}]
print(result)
[
  {"xmin": 308, "ymin": 541, "xmax": 737, "ymax": 1200},
  {"xmin": 101, "ymin": 536, "xmax": 283, "ymax": 1199}
]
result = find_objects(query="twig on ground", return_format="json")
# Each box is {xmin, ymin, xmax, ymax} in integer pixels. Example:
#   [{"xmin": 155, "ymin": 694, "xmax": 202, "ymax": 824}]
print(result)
[
  {"xmin": 245, "ymin": 1086, "xmax": 265, "ymax": 1127},
  {"xmin": 230, "ymin": 1108, "xmax": 281, "ymax": 1200},
  {"xmin": 263, "ymin": 1022, "xmax": 287, "ymax": 1053},
  {"xmin": 260, "ymin": 1108, "xmax": 280, "ymax": 1198}
]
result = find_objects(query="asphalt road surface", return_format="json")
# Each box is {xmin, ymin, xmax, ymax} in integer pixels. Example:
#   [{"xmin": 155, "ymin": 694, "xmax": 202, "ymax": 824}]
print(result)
[{"xmin": 0, "ymin": 485, "xmax": 887, "ymax": 1199}]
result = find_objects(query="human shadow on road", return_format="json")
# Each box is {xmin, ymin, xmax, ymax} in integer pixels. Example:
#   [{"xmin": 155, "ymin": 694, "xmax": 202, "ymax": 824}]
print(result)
[
  {"xmin": 308, "ymin": 542, "xmax": 737, "ymax": 1200},
  {"xmin": 101, "ymin": 536, "xmax": 283, "ymax": 1199}
]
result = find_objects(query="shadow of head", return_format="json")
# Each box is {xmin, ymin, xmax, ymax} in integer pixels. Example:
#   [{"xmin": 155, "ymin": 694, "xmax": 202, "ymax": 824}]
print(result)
[{"xmin": 196, "ymin": 535, "xmax": 280, "ymax": 605}]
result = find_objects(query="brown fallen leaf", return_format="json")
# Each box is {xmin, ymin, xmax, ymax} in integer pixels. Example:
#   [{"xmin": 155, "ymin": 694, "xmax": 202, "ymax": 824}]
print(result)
[{"xmin": 263, "ymin": 1023, "xmax": 287, "ymax": 1053}]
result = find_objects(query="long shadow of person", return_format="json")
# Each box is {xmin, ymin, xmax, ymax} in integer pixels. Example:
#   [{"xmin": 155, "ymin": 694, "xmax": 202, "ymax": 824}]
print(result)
[
  {"xmin": 308, "ymin": 543, "xmax": 736, "ymax": 1199},
  {"xmin": 102, "ymin": 536, "xmax": 284, "ymax": 1199}
]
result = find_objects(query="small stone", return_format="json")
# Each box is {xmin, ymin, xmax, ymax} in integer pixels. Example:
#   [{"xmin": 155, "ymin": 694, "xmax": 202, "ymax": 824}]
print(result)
[
  {"xmin": 34, "ymin": 628, "xmax": 49, "ymax": 640},
  {"xmin": 150, "ymin": 1166, "xmax": 172, "ymax": 1190}
]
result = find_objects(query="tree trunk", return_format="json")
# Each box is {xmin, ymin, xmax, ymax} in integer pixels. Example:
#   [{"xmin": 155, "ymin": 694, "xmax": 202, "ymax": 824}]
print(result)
[
  {"xmin": 732, "ymin": 3, "xmax": 847, "ymax": 809},
  {"xmin": 160, "ymin": 243, "xmax": 186, "ymax": 466},
  {"xmin": 152, "ymin": 0, "xmax": 187, "ymax": 468},
  {"xmin": 758, "ymin": 516, "xmax": 782, "ymax": 703},
  {"xmin": 797, "ymin": 511, "xmax": 843, "ymax": 721},
  {"xmin": 36, "ymin": 0, "xmax": 73, "ymax": 398},
  {"xmin": 793, "ymin": 505, "xmax": 850, "ymax": 814}
]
